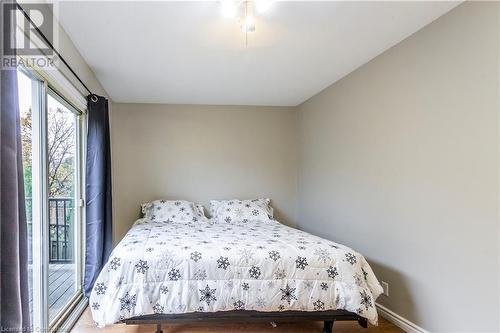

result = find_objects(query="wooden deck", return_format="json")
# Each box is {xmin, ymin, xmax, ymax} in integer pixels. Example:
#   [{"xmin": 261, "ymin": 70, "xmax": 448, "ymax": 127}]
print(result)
[{"xmin": 29, "ymin": 263, "xmax": 77, "ymax": 322}]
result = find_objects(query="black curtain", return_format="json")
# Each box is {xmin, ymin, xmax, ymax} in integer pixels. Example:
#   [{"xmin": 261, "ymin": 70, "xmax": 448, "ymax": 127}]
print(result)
[
  {"xmin": 84, "ymin": 95, "xmax": 112, "ymax": 297},
  {"xmin": 0, "ymin": 0, "xmax": 31, "ymax": 330}
]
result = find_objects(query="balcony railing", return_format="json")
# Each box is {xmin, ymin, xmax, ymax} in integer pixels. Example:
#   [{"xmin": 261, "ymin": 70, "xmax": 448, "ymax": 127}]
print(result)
[{"xmin": 26, "ymin": 197, "xmax": 74, "ymax": 264}]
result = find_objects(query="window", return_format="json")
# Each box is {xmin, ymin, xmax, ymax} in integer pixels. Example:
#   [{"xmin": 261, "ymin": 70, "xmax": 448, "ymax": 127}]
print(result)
[{"xmin": 18, "ymin": 67, "xmax": 85, "ymax": 331}]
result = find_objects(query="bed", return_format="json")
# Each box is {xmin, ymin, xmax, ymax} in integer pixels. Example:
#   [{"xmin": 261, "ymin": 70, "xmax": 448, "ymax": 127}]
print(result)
[{"xmin": 89, "ymin": 204, "xmax": 383, "ymax": 333}]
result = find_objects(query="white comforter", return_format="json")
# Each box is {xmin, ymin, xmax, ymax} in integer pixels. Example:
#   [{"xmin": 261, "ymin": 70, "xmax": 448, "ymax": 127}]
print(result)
[{"xmin": 90, "ymin": 219, "xmax": 383, "ymax": 327}]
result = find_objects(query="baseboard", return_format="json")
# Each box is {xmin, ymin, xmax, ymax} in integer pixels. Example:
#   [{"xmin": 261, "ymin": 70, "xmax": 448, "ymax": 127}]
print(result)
[{"xmin": 376, "ymin": 303, "xmax": 429, "ymax": 333}]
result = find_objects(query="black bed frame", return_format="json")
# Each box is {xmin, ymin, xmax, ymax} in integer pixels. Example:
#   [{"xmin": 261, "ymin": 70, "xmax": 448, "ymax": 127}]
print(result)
[{"xmin": 123, "ymin": 310, "xmax": 368, "ymax": 333}]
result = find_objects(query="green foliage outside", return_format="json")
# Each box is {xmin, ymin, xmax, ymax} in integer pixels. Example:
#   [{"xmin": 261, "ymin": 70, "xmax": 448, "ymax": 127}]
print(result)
[{"xmin": 21, "ymin": 107, "xmax": 76, "ymax": 200}]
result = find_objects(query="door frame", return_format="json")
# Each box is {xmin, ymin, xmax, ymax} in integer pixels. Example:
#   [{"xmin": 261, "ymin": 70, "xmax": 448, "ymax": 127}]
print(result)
[{"xmin": 18, "ymin": 64, "xmax": 86, "ymax": 332}]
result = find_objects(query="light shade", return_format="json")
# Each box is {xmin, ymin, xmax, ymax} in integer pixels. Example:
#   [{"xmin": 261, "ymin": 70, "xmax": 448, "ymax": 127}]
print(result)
[{"xmin": 241, "ymin": 16, "xmax": 256, "ymax": 33}]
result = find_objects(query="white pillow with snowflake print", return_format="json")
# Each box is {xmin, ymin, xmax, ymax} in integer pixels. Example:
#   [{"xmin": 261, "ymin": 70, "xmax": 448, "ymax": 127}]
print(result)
[
  {"xmin": 209, "ymin": 198, "xmax": 274, "ymax": 223},
  {"xmin": 141, "ymin": 199, "xmax": 206, "ymax": 223}
]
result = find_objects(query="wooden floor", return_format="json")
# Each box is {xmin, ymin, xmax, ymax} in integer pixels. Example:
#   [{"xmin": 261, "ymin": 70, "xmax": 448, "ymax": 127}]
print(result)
[
  {"xmin": 72, "ymin": 307, "xmax": 404, "ymax": 333},
  {"xmin": 29, "ymin": 263, "xmax": 76, "ymax": 322}
]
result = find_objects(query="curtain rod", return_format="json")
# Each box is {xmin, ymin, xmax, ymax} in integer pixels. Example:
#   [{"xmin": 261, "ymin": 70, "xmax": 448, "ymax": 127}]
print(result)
[{"xmin": 15, "ymin": 3, "xmax": 97, "ymax": 101}]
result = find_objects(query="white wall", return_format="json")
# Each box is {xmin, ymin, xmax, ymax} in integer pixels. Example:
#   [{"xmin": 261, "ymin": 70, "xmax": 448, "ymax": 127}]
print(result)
[
  {"xmin": 111, "ymin": 103, "xmax": 298, "ymax": 243},
  {"xmin": 51, "ymin": 1, "xmax": 500, "ymax": 331},
  {"xmin": 297, "ymin": 2, "xmax": 499, "ymax": 332},
  {"xmin": 54, "ymin": 16, "xmax": 108, "ymax": 98}
]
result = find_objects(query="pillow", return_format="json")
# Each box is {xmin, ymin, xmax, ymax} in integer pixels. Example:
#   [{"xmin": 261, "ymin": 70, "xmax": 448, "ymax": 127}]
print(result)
[
  {"xmin": 209, "ymin": 198, "xmax": 273, "ymax": 223},
  {"xmin": 141, "ymin": 199, "xmax": 206, "ymax": 223}
]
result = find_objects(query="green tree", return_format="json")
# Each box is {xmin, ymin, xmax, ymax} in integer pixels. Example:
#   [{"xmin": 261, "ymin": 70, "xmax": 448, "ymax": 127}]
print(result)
[
  {"xmin": 21, "ymin": 108, "xmax": 33, "ymax": 198},
  {"xmin": 21, "ymin": 107, "xmax": 75, "ymax": 198}
]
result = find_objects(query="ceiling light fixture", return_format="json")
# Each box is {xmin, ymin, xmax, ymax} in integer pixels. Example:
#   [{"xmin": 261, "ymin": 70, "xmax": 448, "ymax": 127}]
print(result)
[
  {"xmin": 219, "ymin": 0, "xmax": 273, "ymax": 45},
  {"xmin": 240, "ymin": 1, "xmax": 256, "ymax": 34},
  {"xmin": 241, "ymin": 15, "xmax": 256, "ymax": 34}
]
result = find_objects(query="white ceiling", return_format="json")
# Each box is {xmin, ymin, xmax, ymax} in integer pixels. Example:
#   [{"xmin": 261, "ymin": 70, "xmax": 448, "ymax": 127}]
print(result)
[{"xmin": 56, "ymin": 1, "xmax": 460, "ymax": 106}]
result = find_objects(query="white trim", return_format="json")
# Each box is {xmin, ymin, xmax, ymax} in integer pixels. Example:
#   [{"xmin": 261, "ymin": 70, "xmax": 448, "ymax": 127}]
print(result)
[
  {"xmin": 27, "ymin": 69, "xmax": 46, "ymax": 332},
  {"xmin": 15, "ymin": 14, "xmax": 87, "ymax": 112},
  {"xmin": 56, "ymin": 298, "xmax": 88, "ymax": 333},
  {"xmin": 40, "ymin": 67, "xmax": 87, "ymax": 112},
  {"xmin": 376, "ymin": 303, "xmax": 429, "ymax": 333}
]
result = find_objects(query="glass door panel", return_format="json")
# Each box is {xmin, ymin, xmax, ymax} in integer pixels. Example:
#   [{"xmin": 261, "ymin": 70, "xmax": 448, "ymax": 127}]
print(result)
[
  {"xmin": 46, "ymin": 92, "xmax": 79, "ymax": 324},
  {"xmin": 18, "ymin": 68, "xmax": 43, "ymax": 330}
]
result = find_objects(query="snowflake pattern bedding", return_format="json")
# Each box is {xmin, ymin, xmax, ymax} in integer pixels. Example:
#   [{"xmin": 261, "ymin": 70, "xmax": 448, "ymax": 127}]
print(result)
[{"xmin": 89, "ymin": 219, "xmax": 383, "ymax": 327}]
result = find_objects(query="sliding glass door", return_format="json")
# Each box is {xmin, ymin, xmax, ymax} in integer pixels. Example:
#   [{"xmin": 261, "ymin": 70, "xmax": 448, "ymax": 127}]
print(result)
[
  {"xmin": 46, "ymin": 91, "xmax": 82, "ymax": 323},
  {"xmin": 18, "ymin": 67, "xmax": 84, "ymax": 330}
]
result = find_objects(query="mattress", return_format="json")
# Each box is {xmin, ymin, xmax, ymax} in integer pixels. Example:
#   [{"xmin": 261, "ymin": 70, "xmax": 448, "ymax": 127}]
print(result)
[{"xmin": 89, "ymin": 219, "xmax": 383, "ymax": 327}]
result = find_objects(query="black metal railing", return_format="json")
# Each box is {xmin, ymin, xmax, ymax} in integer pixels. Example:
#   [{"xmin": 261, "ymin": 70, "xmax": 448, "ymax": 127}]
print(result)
[{"xmin": 26, "ymin": 197, "xmax": 74, "ymax": 264}]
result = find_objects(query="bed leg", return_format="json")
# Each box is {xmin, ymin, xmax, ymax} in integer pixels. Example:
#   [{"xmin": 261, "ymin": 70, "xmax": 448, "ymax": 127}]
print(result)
[
  {"xmin": 323, "ymin": 320, "xmax": 334, "ymax": 333},
  {"xmin": 357, "ymin": 317, "xmax": 368, "ymax": 328},
  {"xmin": 156, "ymin": 323, "xmax": 163, "ymax": 333}
]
